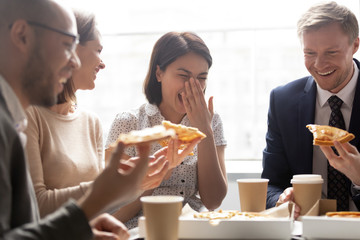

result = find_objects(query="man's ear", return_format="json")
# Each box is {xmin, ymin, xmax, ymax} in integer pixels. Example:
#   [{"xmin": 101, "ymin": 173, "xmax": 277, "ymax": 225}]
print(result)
[
  {"xmin": 353, "ymin": 37, "xmax": 359, "ymax": 55},
  {"xmin": 9, "ymin": 19, "xmax": 34, "ymax": 53}
]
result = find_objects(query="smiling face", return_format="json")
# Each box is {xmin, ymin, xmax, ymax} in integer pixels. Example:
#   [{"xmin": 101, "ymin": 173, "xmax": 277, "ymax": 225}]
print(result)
[
  {"xmin": 22, "ymin": 3, "xmax": 80, "ymax": 107},
  {"xmin": 156, "ymin": 52, "xmax": 209, "ymax": 120},
  {"xmin": 72, "ymin": 34, "xmax": 105, "ymax": 91},
  {"xmin": 302, "ymin": 22, "xmax": 359, "ymax": 93}
]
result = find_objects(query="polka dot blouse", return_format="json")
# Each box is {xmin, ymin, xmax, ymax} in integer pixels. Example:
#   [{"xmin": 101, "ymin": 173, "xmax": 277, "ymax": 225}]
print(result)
[{"xmin": 105, "ymin": 103, "xmax": 227, "ymax": 229}]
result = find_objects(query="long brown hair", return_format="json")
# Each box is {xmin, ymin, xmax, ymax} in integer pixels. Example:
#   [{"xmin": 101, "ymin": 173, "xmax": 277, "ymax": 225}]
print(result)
[
  {"xmin": 143, "ymin": 32, "xmax": 212, "ymax": 106},
  {"xmin": 57, "ymin": 10, "xmax": 98, "ymax": 104}
]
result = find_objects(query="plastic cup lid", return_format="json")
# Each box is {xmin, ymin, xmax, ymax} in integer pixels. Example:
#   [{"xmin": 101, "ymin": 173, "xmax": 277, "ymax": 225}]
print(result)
[{"xmin": 290, "ymin": 174, "xmax": 324, "ymax": 184}]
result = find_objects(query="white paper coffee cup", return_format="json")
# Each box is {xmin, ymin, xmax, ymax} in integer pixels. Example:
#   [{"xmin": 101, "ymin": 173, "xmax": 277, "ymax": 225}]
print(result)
[{"xmin": 291, "ymin": 174, "xmax": 323, "ymax": 215}]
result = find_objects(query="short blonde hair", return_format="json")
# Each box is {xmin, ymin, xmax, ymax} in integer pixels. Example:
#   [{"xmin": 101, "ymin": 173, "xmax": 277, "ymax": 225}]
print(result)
[{"xmin": 297, "ymin": 1, "xmax": 359, "ymax": 44}]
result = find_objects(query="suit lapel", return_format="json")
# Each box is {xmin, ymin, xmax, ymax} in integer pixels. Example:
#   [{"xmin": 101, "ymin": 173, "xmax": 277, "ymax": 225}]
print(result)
[
  {"xmin": 298, "ymin": 76, "xmax": 317, "ymax": 173},
  {"xmin": 349, "ymin": 59, "xmax": 360, "ymax": 150}
]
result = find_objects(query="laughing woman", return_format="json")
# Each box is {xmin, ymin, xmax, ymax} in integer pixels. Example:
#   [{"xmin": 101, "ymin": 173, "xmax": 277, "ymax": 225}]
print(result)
[
  {"xmin": 105, "ymin": 32, "xmax": 228, "ymax": 228},
  {"xmin": 24, "ymin": 11, "xmax": 107, "ymax": 218}
]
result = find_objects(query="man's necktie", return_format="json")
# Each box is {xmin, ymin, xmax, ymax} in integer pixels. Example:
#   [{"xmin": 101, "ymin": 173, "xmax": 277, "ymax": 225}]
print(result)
[{"xmin": 327, "ymin": 95, "xmax": 350, "ymax": 211}]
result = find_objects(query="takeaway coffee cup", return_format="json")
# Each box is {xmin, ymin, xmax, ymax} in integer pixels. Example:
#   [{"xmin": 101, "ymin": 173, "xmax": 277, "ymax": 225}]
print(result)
[
  {"xmin": 141, "ymin": 195, "xmax": 183, "ymax": 240},
  {"xmin": 291, "ymin": 174, "xmax": 324, "ymax": 215},
  {"xmin": 237, "ymin": 178, "xmax": 269, "ymax": 212}
]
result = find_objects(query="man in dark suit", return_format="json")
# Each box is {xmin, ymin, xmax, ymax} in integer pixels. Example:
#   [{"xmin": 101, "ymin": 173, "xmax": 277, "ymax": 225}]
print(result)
[
  {"xmin": 0, "ymin": 0, "xmax": 151, "ymax": 239},
  {"xmin": 262, "ymin": 1, "xmax": 360, "ymax": 219}
]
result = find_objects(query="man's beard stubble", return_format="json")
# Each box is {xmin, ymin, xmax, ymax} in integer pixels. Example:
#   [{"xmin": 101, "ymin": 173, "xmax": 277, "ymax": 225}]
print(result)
[{"xmin": 21, "ymin": 43, "xmax": 58, "ymax": 107}]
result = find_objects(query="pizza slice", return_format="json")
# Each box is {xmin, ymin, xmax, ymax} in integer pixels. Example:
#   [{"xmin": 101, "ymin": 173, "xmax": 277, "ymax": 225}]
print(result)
[
  {"xmin": 115, "ymin": 125, "xmax": 176, "ymax": 146},
  {"xmin": 326, "ymin": 211, "xmax": 360, "ymax": 218},
  {"xmin": 158, "ymin": 120, "xmax": 207, "ymax": 154},
  {"xmin": 306, "ymin": 124, "xmax": 355, "ymax": 146},
  {"xmin": 193, "ymin": 209, "xmax": 271, "ymax": 220},
  {"xmin": 162, "ymin": 120, "xmax": 206, "ymax": 142},
  {"xmin": 194, "ymin": 209, "xmax": 239, "ymax": 220}
]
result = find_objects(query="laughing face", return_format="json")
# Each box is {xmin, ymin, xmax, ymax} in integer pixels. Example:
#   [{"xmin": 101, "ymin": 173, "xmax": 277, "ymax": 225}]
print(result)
[
  {"xmin": 22, "ymin": 7, "xmax": 80, "ymax": 107},
  {"xmin": 302, "ymin": 22, "xmax": 359, "ymax": 93},
  {"xmin": 23, "ymin": 31, "xmax": 79, "ymax": 107},
  {"xmin": 156, "ymin": 52, "xmax": 209, "ymax": 120},
  {"xmin": 72, "ymin": 34, "xmax": 105, "ymax": 91}
]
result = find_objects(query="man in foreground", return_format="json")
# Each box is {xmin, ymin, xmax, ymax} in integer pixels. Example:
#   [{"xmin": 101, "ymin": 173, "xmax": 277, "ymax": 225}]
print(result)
[{"xmin": 0, "ymin": 0, "xmax": 150, "ymax": 239}]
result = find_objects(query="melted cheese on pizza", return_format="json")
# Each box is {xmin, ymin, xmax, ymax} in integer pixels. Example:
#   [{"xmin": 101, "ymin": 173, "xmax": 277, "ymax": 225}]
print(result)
[
  {"xmin": 326, "ymin": 211, "xmax": 360, "ymax": 218},
  {"xmin": 116, "ymin": 125, "xmax": 176, "ymax": 145},
  {"xmin": 162, "ymin": 120, "xmax": 206, "ymax": 143},
  {"xmin": 194, "ymin": 209, "xmax": 271, "ymax": 220},
  {"xmin": 306, "ymin": 124, "xmax": 355, "ymax": 146}
]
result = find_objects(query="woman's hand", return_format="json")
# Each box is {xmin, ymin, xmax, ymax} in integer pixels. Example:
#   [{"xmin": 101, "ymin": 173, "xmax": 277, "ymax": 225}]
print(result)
[
  {"xmin": 140, "ymin": 155, "xmax": 169, "ymax": 190},
  {"xmin": 182, "ymin": 78, "xmax": 213, "ymax": 131},
  {"xmin": 160, "ymin": 138, "xmax": 201, "ymax": 169}
]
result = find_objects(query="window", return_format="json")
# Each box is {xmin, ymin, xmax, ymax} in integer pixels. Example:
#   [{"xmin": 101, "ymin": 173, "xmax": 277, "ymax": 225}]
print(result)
[{"xmin": 66, "ymin": 0, "xmax": 360, "ymax": 160}]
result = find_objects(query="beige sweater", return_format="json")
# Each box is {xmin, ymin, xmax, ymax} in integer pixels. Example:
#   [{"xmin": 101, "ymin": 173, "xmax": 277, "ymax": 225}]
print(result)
[{"xmin": 25, "ymin": 106, "xmax": 103, "ymax": 217}]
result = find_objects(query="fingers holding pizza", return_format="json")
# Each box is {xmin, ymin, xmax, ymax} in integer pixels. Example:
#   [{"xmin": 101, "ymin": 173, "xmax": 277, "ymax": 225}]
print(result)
[
  {"xmin": 158, "ymin": 120, "xmax": 205, "ymax": 168},
  {"xmin": 108, "ymin": 122, "xmax": 205, "ymax": 190},
  {"xmin": 320, "ymin": 142, "xmax": 360, "ymax": 186},
  {"xmin": 307, "ymin": 124, "xmax": 360, "ymax": 186}
]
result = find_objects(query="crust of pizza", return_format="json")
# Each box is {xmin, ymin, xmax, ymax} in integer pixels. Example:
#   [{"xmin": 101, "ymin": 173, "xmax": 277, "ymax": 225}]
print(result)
[
  {"xmin": 115, "ymin": 125, "xmax": 176, "ymax": 145},
  {"xmin": 306, "ymin": 124, "xmax": 355, "ymax": 146},
  {"xmin": 193, "ymin": 209, "xmax": 271, "ymax": 220},
  {"xmin": 326, "ymin": 211, "xmax": 360, "ymax": 218}
]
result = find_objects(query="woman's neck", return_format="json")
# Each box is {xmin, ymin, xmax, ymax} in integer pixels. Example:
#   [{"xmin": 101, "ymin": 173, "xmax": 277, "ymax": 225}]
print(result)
[{"xmin": 158, "ymin": 103, "xmax": 185, "ymax": 124}]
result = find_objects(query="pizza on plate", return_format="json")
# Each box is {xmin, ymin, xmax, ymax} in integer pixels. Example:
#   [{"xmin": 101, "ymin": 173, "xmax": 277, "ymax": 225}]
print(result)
[
  {"xmin": 115, "ymin": 125, "xmax": 176, "ymax": 146},
  {"xmin": 306, "ymin": 124, "xmax": 355, "ymax": 146},
  {"xmin": 326, "ymin": 211, "xmax": 360, "ymax": 218}
]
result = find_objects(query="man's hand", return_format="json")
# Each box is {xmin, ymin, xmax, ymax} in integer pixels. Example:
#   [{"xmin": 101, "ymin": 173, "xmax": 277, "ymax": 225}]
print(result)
[
  {"xmin": 90, "ymin": 213, "xmax": 129, "ymax": 240},
  {"xmin": 320, "ymin": 141, "xmax": 360, "ymax": 185},
  {"xmin": 278, "ymin": 187, "xmax": 301, "ymax": 219},
  {"xmin": 79, "ymin": 141, "xmax": 150, "ymax": 220}
]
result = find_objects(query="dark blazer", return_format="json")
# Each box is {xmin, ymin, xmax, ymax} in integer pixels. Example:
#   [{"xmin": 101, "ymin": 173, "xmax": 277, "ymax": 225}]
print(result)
[
  {"xmin": 261, "ymin": 59, "xmax": 360, "ymax": 209},
  {"xmin": 0, "ymin": 91, "xmax": 92, "ymax": 239}
]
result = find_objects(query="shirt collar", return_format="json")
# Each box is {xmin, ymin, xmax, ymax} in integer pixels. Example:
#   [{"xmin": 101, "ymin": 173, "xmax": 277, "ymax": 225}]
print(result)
[
  {"xmin": 0, "ymin": 74, "xmax": 28, "ymax": 133},
  {"xmin": 144, "ymin": 102, "xmax": 190, "ymax": 125},
  {"xmin": 145, "ymin": 102, "xmax": 162, "ymax": 117},
  {"xmin": 317, "ymin": 60, "xmax": 359, "ymax": 108}
]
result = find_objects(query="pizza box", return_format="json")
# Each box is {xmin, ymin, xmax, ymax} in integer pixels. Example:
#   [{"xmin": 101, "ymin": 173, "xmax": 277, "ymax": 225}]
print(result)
[
  {"xmin": 301, "ymin": 199, "xmax": 360, "ymax": 239},
  {"xmin": 138, "ymin": 216, "xmax": 292, "ymax": 239},
  {"xmin": 138, "ymin": 203, "xmax": 294, "ymax": 239},
  {"xmin": 302, "ymin": 216, "xmax": 360, "ymax": 239}
]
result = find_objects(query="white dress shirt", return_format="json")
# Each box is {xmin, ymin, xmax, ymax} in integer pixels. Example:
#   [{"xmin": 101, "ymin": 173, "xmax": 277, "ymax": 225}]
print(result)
[
  {"xmin": 313, "ymin": 60, "xmax": 359, "ymax": 210},
  {"xmin": 0, "ymin": 74, "xmax": 39, "ymax": 220}
]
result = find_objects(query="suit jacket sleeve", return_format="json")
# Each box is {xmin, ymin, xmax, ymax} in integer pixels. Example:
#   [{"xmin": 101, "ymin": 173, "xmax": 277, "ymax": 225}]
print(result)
[
  {"xmin": 261, "ymin": 89, "xmax": 292, "ymax": 208},
  {"xmin": 2, "ymin": 200, "xmax": 93, "ymax": 240},
  {"xmin": 0, "ymin": 102, "xmax": 92, "ymax": 240}
]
